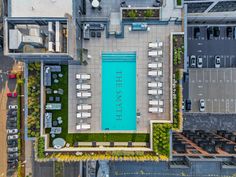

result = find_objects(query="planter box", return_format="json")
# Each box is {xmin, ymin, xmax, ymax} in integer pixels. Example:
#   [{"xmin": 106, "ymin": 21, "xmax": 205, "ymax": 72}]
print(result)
[{"xmin": 121, "ymin": 8, "xmax": 160, "ymax": 21}]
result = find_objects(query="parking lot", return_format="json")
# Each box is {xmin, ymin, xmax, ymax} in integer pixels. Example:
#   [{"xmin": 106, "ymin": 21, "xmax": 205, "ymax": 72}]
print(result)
[
  {"xmin": 188, "ymin": 25, "xmax": 236, "ymax": 68},
  {"xmin": 189, "ymin": 68, "xmax": 236, "ymax": 113}
]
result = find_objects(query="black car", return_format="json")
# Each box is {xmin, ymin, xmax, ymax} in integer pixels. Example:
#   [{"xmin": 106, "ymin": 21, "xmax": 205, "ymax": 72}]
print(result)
[
  {"xmin": 186, "ymin": 100, "xmax": 192, "ymax": 111},
  {"xmin": 8, "ymin": 162, "xmax": 17, "ymax": 169},
  {"xmin": 226, "ymin": 27, "xmax": 233, "ymax": 38},
  {"xmin": 213, "ymin": 27, "xmax": 220, "ymax": 37},
  {"xmin": 7, "ymin": 117, "xmax": 17, "ymax": 122},
  {"xmin": 8, "ymin": 153, "xmax": 19, "ymax": 159},
  {"xmin": 7, "ymin": 122, "xmax": 17, "ymax": 129},
  {"xmin": 193, "ymin": 27, "xmax": 200, "ymax": 39},
  {"xmin": 7, "ymin": 110, "xmax": 17, "ymax": 116},
  {"xmin": 8, "ymin": 140, "xmax": 18, "ymax": 148},
  {"xmin": 207, "ymin": 27, "xmax": 213, "ymax": 40}
]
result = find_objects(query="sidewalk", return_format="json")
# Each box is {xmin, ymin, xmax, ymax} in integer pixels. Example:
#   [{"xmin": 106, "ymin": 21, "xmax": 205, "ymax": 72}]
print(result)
[{"xmin": 25, "ymin": 140, "xmax": 33, "ymax": 177}]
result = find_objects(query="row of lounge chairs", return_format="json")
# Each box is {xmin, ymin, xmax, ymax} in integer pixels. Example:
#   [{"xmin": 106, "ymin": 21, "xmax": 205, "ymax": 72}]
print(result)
[
  {"xmin": 75, "ymin": 73, "xmax": 92, "ymax": 131},
  {"xmin": 148, "ymin": 41, "xmax": 164, "ymax": 113}
]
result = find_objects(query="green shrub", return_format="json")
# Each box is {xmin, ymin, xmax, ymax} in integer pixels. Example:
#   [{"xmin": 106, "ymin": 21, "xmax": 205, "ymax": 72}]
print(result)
[
  {"xmin": 128, "ymin": 10, "xmax": 137, "ymax": 19},
  {"xmin": 144, "ymin": 9, "xmax": 154, "ymax": 17},
  {"xmin": 37, "ymin": 137, "xmax": 45, "ymax": 159},
  {"xmin": 28, "ymin": 62, "xmax": 41, "ymax": 137},
  {"xmin": 152, "ymin": 124, "xmax": 172, "ymax": 157}
]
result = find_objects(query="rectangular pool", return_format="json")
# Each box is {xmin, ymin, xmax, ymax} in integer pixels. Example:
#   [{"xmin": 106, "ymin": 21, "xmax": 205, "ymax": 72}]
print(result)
[{"xmin": 102, "ymin": 52, "xmax": 136, "ymax": 131}]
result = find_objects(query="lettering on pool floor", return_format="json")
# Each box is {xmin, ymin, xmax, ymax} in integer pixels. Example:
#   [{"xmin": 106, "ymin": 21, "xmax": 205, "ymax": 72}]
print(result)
[{"xmin": 116, "ymin": 71, "xmax": 123, "ymax": 121}]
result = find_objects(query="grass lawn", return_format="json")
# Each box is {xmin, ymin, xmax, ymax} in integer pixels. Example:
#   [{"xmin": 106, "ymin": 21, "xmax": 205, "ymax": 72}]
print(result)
[{"xmin": 46, "ymin": 65, "xmax": 149, "ymax": 147}]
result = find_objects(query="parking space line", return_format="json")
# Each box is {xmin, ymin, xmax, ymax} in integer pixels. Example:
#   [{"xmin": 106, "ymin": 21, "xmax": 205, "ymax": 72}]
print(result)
[
  {"xmin": 224, "ymin": 71, "xmax": 225, "ymax": 82},
  {"xmin": 217, "ymin": 70, "xmax": 219, "ymax": 82},
  {"xmin": 218, "ymin": 100, "xmax": 220, "ymax": 112},
  {"xmin": 235, "ymin": 99, "xmax": 236, "ymax": 113},
  {"xmin": 212, "ymin": 100, "xmax": 214, "ymax": 112},
  {"xmin": 231, "ymin": 69, "xmax": 233, "ymax": 82},
  {"xmin": 206, "ymin": 56, "xmax": 209, "ymax": 68}
]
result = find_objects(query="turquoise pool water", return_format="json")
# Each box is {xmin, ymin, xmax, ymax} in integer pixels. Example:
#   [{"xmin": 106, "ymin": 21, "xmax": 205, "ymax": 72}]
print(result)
[{"xmin": 102, "ymin": 52, "xmax": 136, "ymax": 131}]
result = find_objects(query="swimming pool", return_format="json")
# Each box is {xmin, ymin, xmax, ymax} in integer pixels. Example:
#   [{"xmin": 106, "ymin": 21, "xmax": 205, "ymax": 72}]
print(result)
[{"xmin": 102, "ymin": 52, "xmax": 136, "ymax": 131}]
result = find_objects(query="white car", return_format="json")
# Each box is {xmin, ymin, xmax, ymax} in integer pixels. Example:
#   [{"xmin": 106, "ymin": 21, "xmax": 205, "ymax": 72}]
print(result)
[
  {"xmin": 190, "ymin": 55, "xmax": 196, "ymax": 68},
  {"xmin": 199, "ymin": 99, "xmax": 205, "ymax": 112},
  {"xmin": 197, "ymin": 56, "xmax": 203, "ymax": 68},
  {"xmin": 9, "ymin": 105, "xmax": 18, "ymax": 109},
  {"xmin": 8, "ymin": 147, "xmax": 18, "ymax": 153},
  {"xmin": 7, "ymin": 129, "xmax": 18, "ymax": 134},
  {"xmin": 8, "ymin": 134, "xmax": 19, "ymax": 140},
  {"xmin": 215, "ymin": 56, "xmax": 220, "ymax": 68}
]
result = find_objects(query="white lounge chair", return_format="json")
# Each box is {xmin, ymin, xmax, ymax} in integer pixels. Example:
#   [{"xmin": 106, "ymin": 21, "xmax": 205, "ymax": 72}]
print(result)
[
  {"xmin": 158, "ymin": 89, "xmax": 163, "ymax": 95},
  {"xmin": 149, "ymin": 100, "xmax": 159, "ymax": 106},
  {"xmin": 76, "ymin": 92, "xmax": 91, "ymax": 98},
  {"xmin": 158, "ymin": 41, "xmax": 164, "ymax": 48},
  {"xmin": 76, "ymin": 84, "xmax": 91, "ymax": 90},
  {"xmin": 77, "ymin": 112, "xmax": 91, "ymax": 118},
  {"xmin": 76, "ymin": 123, "xmax": 91, "ymax": 130},
  {"xmin": 148, "ymin": 89, "xmax": 157, "ymax": 95},
  {"xmin": 75, "ymin": 74, "xmax": 91, "ymax": 80},
  {"xmin": 148, "ymin": 70, "xmax": 157, "ymax": 76},
  {"xmin": 148, "ymin": 82, "xmax": 158, "ymax": 88},
  {"xmin": 157, "ymin": 70, "xmax": 163, "ymax": 76},
  {"xmin": 159, "ymin": 100, "xmax": 164, "ymax": 106},
  {"xmin": 157, "ymin": 50, "xmax": 163, "ymax": 56},
  {"xmin": 148, "ymin": 63, "xmax": 158, "ymax": 69},
  {"xmin": 77, "ymin": 104, "xmax": 92, "ymax": 111},
  {"xmin": 148, "ymin": 50, "xmax": 158, "ymax": 57},
  {"xmin": 157, "ymin": 62, "xmax": 163, "ymax": 68},
  {"xmin": 158, "ymin": 107, "xmax": 164, "ymax": 113},
  {"xmin": 149, "ymin": 107, "xmax": 158, "ymax": 113},
  {"xmin": 148, "ymin": 42, "xmax": 158, "ymax": 49},
  {"xmin": 158, "ymin": 82, "xmax": 163, "ymax": 88}
]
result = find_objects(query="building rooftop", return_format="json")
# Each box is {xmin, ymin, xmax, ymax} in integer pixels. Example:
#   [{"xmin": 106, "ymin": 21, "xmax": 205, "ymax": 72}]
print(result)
[{"xmin": 9, "ymin": 0, "xmax": 73, "ymax": 17}]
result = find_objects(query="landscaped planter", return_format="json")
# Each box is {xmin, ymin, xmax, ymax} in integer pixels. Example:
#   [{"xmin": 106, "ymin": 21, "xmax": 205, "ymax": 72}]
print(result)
[
  {"xmin": 122, "ymin": 8, "xmax": 160, "ymax": 21},
  {"xmin": 171, "ymin": 33, "xmax": 184, "ymax": 131}
]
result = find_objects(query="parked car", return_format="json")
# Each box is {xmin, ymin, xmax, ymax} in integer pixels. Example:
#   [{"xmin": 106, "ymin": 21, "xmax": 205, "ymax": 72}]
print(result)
[
  {"xmin": 8, "ymin": 140, "xmax": 18, "ymax": 147},
  {"xmin": 8, "ymin": 161, "xmax": 17, "ymax": 169},
  {"xmin": 199, "ymin": 99, "xmax": 205, "ymax": 112},
  {"xmin": 7, "ymin": 129, "xmax": 18, "ymax": 134},
  {"xmin": 193, "ymin": 27, "xmax": 200, "ymax": 39},
  {"xmin": 190, "ymin": 55, "xmax": 196, "ymax": 68},
  {"xmin": 7, "ymin": 92, "xmax": 17, "ymax": 98},
  {"xmin": 207, "ymin": 27, "xmax": 213, "ymax": 40},
  {"xmin": 8, "ymin": 159, "xmax": 18, "ymax": 164},
  {"xmin": 213, "ymin": 27, "xmax": 220, "ymax": 37},
  {"xmin": 7, "ymin": 122, "xmax": 17, "ymax": 129},
  {"xmin": 8, "ymin": 135, "xmax": 18, "ymax": 140},
  {"xmin": 226, "ymin": 27, "xmax": 233, "ymax": 38},
  {"xmin": 197, "ymin": 56, "xmax": 203, "ymax": 68},
  {"xmin": 8, "ymin": 73, "xmax": 17, "ymax": 79},
  {"xmin": 8, "ymin": 147, "xmax": 18, "ymax": 153},
  {"xmin": 8, "ymin": 105, "xmax": 18, "ymax": 109},
  {"xmin": 215, "ymin": 55, "xmax": 221, "ymax": 68},
  {"xmin": 7, "ymin": 117, "xmax": 17, "ymax": 122},
  {"xmin": 186, "ymin": 100, "xmax": 192, "ymax": 111},
  {"xmin": 8, "ymin": 153, "xmax": 19, "ymax": 159},
  {"xmin": 182, "ymin": 101, "xmax": 185, "ymax": 110}
]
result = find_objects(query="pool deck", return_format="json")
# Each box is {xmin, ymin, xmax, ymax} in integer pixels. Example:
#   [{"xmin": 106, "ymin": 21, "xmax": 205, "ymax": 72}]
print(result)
[{"xmin": 68, "ymin": 24, "xmax": 182, "ymax": 133}]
